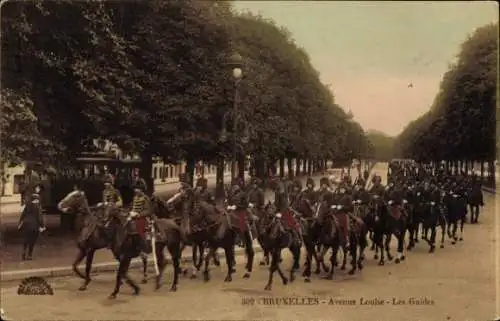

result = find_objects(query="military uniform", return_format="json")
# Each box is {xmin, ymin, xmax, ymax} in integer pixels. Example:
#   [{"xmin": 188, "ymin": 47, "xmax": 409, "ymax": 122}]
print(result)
[
  {"xmin": 19, "ymin": 192, "xmax": 45, "ymax": 260},
  {"xmin": 335, "ymin": 188, "xmax": 353, "ymax": 246},
  {"xmin": 102, "ymin": 178, "xmax": 123, "ymax": 207},
  {"xmin": 227, "ymin": 184, "xmax": 249, "ymax": 232},
  {"xmin": 247, "ymin": 178, "xmax": 265, "ymax": 211},
  {"xmin": 297, "ymin": 178, "xmax": 317, "ymax": 218}
]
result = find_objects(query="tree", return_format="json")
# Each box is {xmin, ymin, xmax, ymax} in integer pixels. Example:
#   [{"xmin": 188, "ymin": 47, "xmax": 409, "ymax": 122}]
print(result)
[{"xmin": 397, "ymin": 22, "xmax": 497, "ymax": 179}]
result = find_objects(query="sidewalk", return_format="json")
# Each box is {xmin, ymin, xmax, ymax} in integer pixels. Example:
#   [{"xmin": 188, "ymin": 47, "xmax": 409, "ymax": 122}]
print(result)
[{"xmin": 1, "ymin": 173, "xmax": 344, "ymax": 280}]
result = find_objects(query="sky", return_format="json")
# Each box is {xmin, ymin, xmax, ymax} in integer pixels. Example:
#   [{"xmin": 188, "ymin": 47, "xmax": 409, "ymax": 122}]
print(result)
[{"xmin": 233, "ymin": 1, "xmax": 498, "ymax": 136}]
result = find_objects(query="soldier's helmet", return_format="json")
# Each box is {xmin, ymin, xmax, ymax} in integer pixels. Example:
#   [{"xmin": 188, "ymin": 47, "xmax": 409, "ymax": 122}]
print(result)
[
  {"xmin": 320, "ymin": 177, "xmax": 329, "ymax": 187},
  {"xmin": 306, "ymin": 178, "xmax": 315, "ymax": 188},
  {"xmin": 196, "ymin": 177, "xmax": 208, "ymax": 189}
]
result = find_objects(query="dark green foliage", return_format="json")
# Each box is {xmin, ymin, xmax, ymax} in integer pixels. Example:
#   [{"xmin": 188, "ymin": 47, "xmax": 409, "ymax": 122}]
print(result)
[
  {"xmin": 1, "ymin": 1, "xmax": 371, "ymax": 168},
  {"xmin": 395, "ymin": 23, "xmax": 498, "ymax": 162}
]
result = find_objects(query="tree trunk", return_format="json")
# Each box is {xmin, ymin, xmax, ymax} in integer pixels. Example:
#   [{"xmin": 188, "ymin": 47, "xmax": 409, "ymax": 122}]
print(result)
[
  {"xmin": 184, "ymin": 157, "xmax": 195, "ymax": 187},
  {"xmin": 308, "ymin": 158, "xmax": 313, "ymax": 176},
  {"xmin": 215, "ymin": 157, "xmax": 225, "ymax": 199},
  {"xmin": 464, "ymin": 160, "xmax": 469, "ymax": 176},
  {"xmin": 488, "ymin": 159, "xmax": 495, "ymax": 185},
  {"xmin": 279, "ymin": 158, "xmax": 285, "ymax": 178},
  {"xmin": 254, "ymin": 156, "xmax": 266, "ymax": 181},
  {"xmin": 480, "ymin": 161, "xmax": 485, "ymax": 179},
  {"xmin": 237, "ymin": 154, "xmax": 245, "ymax": 185},
  {"xmin": 140, "ymin": 149, "xmax": 154, "ymax": 196},
  {"xmin": 287, "ymin": 158, "xmax": 293, "ymax": 180},
  {"xmin": 295, "ymin": 158, "xmax": 301, "ymax": 177},
  {"xmin": 302, "ymin": 159, "xmax": 307, "ymax": 175}
]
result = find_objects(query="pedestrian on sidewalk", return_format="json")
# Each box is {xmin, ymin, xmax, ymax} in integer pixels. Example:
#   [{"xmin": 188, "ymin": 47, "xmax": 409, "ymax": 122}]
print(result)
[{"xmin": 18, "ymin": 191, "xmax": 46, "ymax": 260}]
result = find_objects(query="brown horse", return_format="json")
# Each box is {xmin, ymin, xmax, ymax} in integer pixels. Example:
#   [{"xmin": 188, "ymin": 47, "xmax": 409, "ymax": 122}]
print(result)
[
  {"xmin": 57, "ymin": 190, "xmax": 149, "ymax": 291},
  {"xmin": 106, "ymin": 208, "xmax": 183, "ymax": 299}
]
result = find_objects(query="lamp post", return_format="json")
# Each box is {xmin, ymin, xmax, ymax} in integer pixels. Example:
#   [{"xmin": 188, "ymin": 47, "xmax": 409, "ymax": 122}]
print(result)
[{"xmin": 219, "ymin": 52, "xmax": 249, "ymax": 185}]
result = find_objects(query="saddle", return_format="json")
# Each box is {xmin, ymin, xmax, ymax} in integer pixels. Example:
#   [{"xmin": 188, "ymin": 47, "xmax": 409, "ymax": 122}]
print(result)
[
  {"xmin": 389, "ymin": 205, "xmax": 403, "ymax": 220},
  {"xmin": 126, "ymin": 216, "xmax": 147, "ymax": 239},
  {"xmin": 282, "ymin": 208, "xmax": 298, "ymax": 230}
]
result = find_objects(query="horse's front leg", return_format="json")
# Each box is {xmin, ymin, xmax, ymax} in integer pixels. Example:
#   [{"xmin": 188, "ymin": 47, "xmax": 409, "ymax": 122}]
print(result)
[
  {"xmin": 459, "ymin": 215, "xmax": 465, "ymax": 241},
  {"xmin": 73, "ymin": 248, "xmax": 87, "ymax": 281},
  {"xmin": 384, "ymin": 232, "xmax": 393, "ymax": 261},
  {"xmin": 340, "ymin": 245, "xmax": 347, "ymax": 270},
  {"xmin": 78, "ymin": 249, "xmax": 95, "ymax": 291},
  {"xmin": 242, "ymin": 231, "xmax": 254, "ymax": 279},
  {"xmin": 203, "ymin": 245, "xmax": 216, "ymax": 282},
  {"xmin": 440, "ymin": 218, "xmax": 446, "ymax": 248},
  {"xmin": 141, "ymin": 253, "xmax": 148, "ymax": 284}
]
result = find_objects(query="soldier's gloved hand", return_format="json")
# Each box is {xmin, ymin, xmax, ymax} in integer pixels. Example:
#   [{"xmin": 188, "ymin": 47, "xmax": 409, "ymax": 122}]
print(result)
[{"xmin": 248, "ymin": 203, "xmax": 254, "ymax": 208}]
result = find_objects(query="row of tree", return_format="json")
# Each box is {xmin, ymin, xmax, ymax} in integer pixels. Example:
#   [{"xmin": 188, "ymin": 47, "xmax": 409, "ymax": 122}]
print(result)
[
  {"xmin": 1, "ymin": 1, "xmax": 373, "ymax": 187},
  {"xmin": 394, "ymin": 22, "xmax": 497, "ymax": 182}
]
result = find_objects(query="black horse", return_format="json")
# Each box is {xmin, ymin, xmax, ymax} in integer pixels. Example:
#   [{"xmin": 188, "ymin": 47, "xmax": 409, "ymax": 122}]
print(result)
[
  {"xmin": 57, "ymin": 190, "xmax": 149, "ymax": 291},
  {"xmin": 261, "ymin": 212, "xmax": 300, "ymax": 290},
  {"xmin": 107, "ymin": 207, "xmax": 183, "ymax": 299}
]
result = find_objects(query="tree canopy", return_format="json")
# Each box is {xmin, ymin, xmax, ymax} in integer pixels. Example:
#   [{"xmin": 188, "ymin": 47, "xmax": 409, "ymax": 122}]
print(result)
[
  {"xmin": 1, "ymin": 1, "xmax": 371, "ymax": 174},
  {"xmin": 395, "ymin": 22, "xmax": 498, "ymax": 162},
  {"xmin": 366, "ymin": 130, "xmax": 395, "ymax": 161}
]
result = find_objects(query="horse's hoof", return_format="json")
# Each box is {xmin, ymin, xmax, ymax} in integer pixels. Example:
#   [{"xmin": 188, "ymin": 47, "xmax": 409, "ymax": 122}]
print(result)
[
  {"xmin": 440, "ymin": 244, "xmax": 444, "ymax": 248},
  {"xmin": 141, "ymin": 278, "xmax": 147, "ymax": 284},
  {"xmin": 264, "ymin": 285, "xmax": 271, "ymax": 291},
  {"xmin": 429, "ymin": 247, "xmax": 435, "ymax": 253},
  {"xmin": 357, "ymin": 263, "xmax": 364, "ymax": 270},
  {"xmin": 374, "ymin": 254, "xmax": 378, "ymax": 260},
  {"xmin": 169, "ymin": 285, "xmax": 177, "ymax": 292},
  {"xmin": 203, "ymin": 271, "xmax": 210, "ymax": 282},
  {"xmin": 459, "ymin": 237, "xmax": 463, "ymax": 241},
  {"xmin": 348, "ymin": 270, "xmax": 355, "ymax": 275},
  {"xmin": 401, "ymin": 255, "xmax": 406, "ymax": 261},
  {"xmin": 378, "ymin": 261, "xmax": 385, "ymax": 266},
  {"xmin": 133, "ymin": 288, "xmax": 140, "ymax": 296},
  {"xmin": 395, "ymin": 258, "xmax": 400, "ymax": 264},
  {"xmin": 259, "ymin": 261, "xmax": 266, "ymax": 266},
  {"xmin": 451, "ymin": 241, "xmax": 456, "ymax": 245},
  {"xmin": 282, "ymin": 277, "xmax": 289, "ymax": 285},
  {"xmin": 214, "ymin": 261, "xmax": 221, "ymax": 267},
  {"xmin": 334, "ymin": 261, "xmax": 339, "ymax": 267},
  {"xmin": 78, "ymin": 285, "xmax": 87, "ymax": 291},
  {"xmin": 189, "ymin": 274, "xmax": 197, "ymax": 280},
  {"xmin": 243, "ymin": 272, "xmax": 251, "ymax": 279},
  {"xmin": 340, "ymin": 265, "xmax": 346, "ymax": 271},
  {"xmin": 415, "ymin": 239, "xmax": 419, "ymax": 243},
  {"xmin": 304, "ymin": 277, "xmax": 311, "ymax": 283},
  {"xmin": 224, "ymin": 275, "xmax": 233, "ymax": 282},
  {"xmin": 108, "ymin": 293, "xmax": 117, "ymax": 300},
  {"xmin": 387, "ymin": 256, "xmax": 393, "ymax": 261},
  {"xmin": 231, "ymin": 268, "xmax": 236, "ymax": 273},
  {"xmin": 290, "ymin": 274, "xmax": 295, "ymax": 283}
]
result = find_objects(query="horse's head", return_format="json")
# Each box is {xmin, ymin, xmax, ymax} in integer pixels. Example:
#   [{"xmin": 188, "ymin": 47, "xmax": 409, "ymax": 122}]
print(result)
[{"xmin": 58, "ymin": 190, "xmax": 89, "ymax": 214}]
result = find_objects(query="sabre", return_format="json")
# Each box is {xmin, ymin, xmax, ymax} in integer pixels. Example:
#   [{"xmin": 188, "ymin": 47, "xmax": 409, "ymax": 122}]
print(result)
[
  {"xmin": 150, "ymin": 222, "xmax": 160, "ymax": 277},
  {"xmin": 314, "ymin": 202, "xmax": 321, "ymax": 217}
]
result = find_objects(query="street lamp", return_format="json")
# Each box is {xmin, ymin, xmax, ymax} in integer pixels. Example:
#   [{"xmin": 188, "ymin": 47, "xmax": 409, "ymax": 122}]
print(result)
[{"xmin": 219, "ymin": 52, "xmax": 249, "ymax": 185}]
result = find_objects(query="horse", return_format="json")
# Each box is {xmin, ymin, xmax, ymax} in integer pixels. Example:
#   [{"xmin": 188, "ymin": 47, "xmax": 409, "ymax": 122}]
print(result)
[
  {"xmin": 261, "ymin": 212, "xmax": 300, "ymax": 290},
  {"xmin": 444, "ymin": 191, "xmax": 466, "ymax": 244},
  {"xmin": 315, "ymin": 207, "xmax": 342, "ymax": 280},
  {"xmin": 257, "ymin": 202, "xmax": 276, "ymax": 267},
  {"xmin": 421, "ymin": 195, "xmax": 447, "ymax": 253},
  {"xmin": 386, "ymin": 201, "xmax": 408, "ymax": 263},
  {"xmin": 107, "ymin": 204, "xmax": 183, "ymax": 299},
  {"xmin": 150, "ymin": 193, "xmax": 220, "ymax": 278},
  {"xmin": 57, "ymin": 190, "xmax": 149, "ymax": 291},
  {"xmin": 367, "ymin": 194, "xmax": 392, "ymax": 266},
  {"xmin": 352, "ymin": 200, "xmax": 370, "ymax": 269}
]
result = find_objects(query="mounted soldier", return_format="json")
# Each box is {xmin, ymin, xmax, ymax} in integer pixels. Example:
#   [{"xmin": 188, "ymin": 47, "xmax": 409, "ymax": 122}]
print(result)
[
  {"xmin": 132, "ymin": 168, "xmax": 148, "ymax": 195},
  {"xmin": 316, "ymin": 177, "xmax": 334, "ymax": 222},
  {"xmin": 334, "ymin": 183, "xmax": 353, "ymax": 247},
  {"xmin": 102, "ymin": 177, "xmax": 123, "ymax": 217},
  {"xmin": 274, "ymin": 179, "xmax": 301, "ymax": 245},
  {"xmin": 127, "ymin": 181, "xmax": 151, "ymax": 257},
  {"xmin": 467, "ymin": 175, "xmax": 484, "ymax": 224},
  {"xmin": 227, "ymin": 181, "xmax": 250, "ymax": 246},
  {"xmin": 247, "ymin": 177, "xmax": 265, "ymax": 217},
  {"xmin": 369, "ymin": 175, "xmax": 385, "ymax": 196}
]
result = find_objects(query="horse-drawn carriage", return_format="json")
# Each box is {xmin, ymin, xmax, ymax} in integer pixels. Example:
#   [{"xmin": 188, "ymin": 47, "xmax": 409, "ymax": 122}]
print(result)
[{"xmin": 42, "ymin": 153, "xmax": 143, "ymax": 231}]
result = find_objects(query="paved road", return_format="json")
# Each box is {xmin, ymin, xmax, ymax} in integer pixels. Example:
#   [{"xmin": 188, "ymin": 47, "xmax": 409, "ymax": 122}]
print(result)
[{"xmin": 1, "ymin": 163, "xmax": 498, "ymax": 321}]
